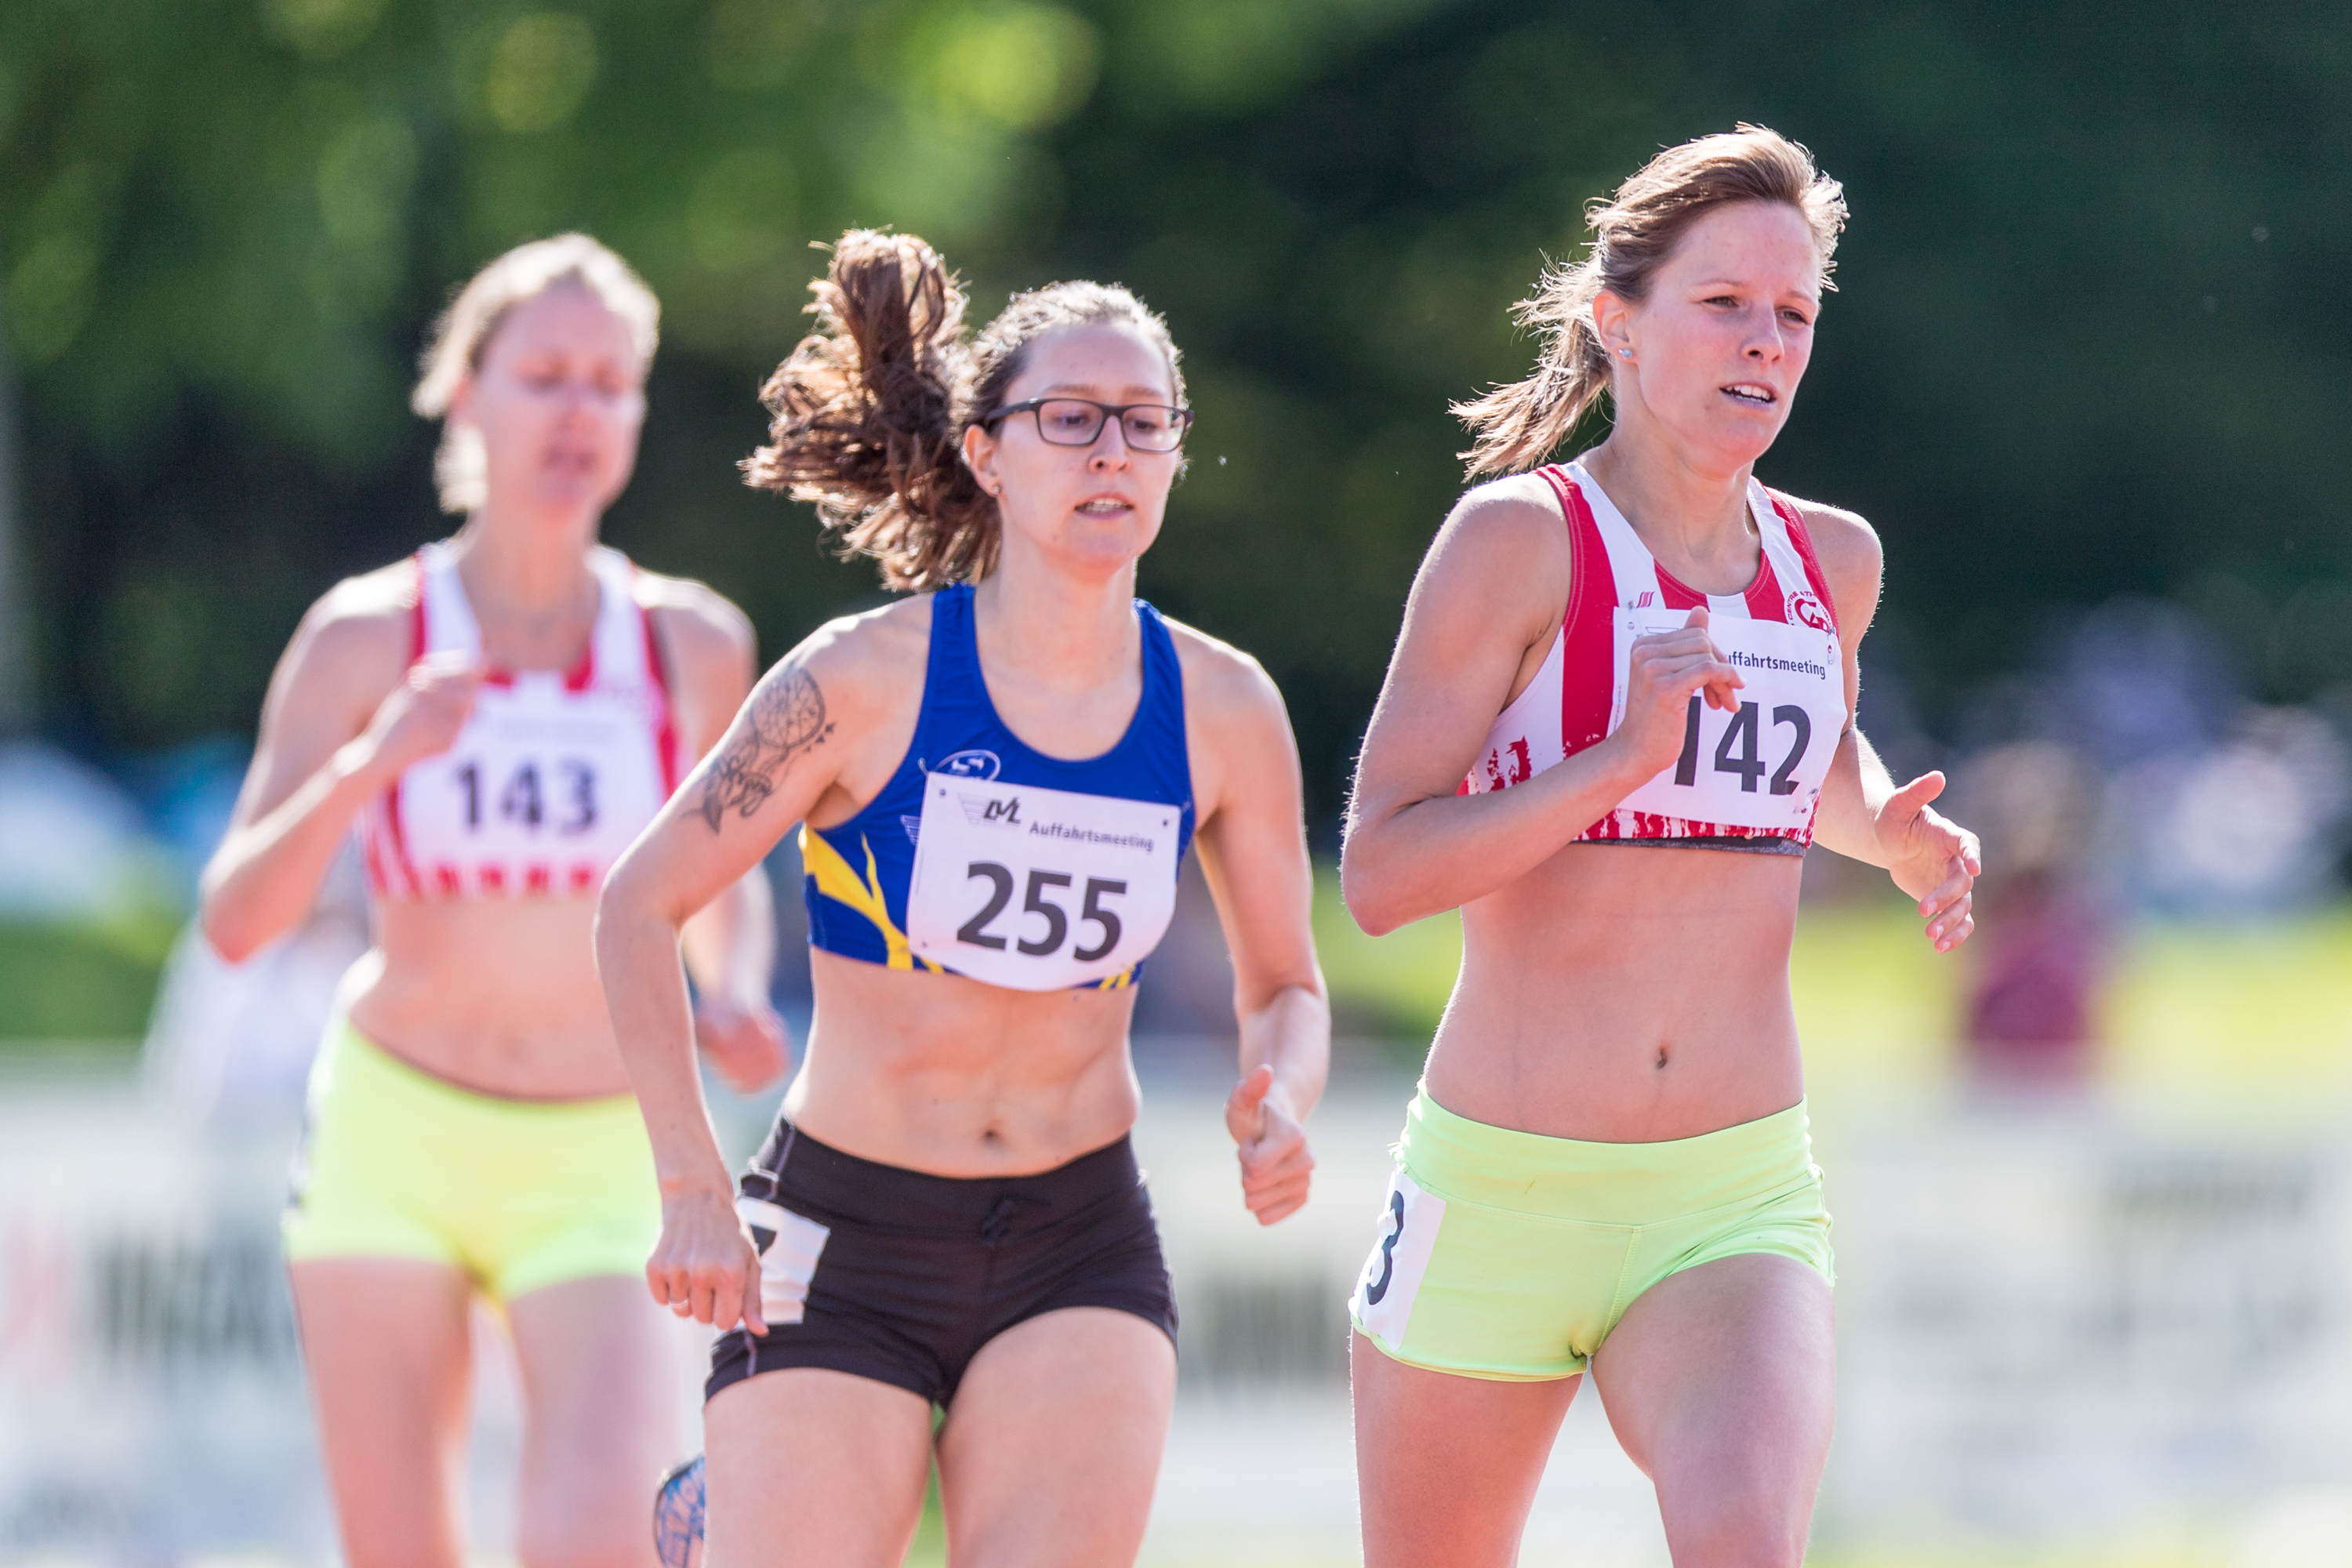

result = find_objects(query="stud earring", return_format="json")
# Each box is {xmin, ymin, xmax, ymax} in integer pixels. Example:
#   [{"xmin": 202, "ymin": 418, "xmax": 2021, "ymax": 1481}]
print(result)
[{"xmin": 1617, "ymin": 347, "xmax": 1634, "ymax": 359}]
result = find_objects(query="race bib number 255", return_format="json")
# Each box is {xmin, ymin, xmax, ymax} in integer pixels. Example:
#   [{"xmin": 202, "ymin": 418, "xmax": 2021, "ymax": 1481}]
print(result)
[{"xmin": 905, "ymin": 775, "xmax": 1181, "ymax": 992}]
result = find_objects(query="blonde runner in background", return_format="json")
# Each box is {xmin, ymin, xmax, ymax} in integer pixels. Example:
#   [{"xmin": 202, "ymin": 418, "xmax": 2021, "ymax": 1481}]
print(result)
[
  {"xmin": 1341, "ymin": 128, "xmax": 1980, "ymax": 1568},
  {"xmin": 200, "ymin": 235, "xmax": 786, "ymax": 1568}
]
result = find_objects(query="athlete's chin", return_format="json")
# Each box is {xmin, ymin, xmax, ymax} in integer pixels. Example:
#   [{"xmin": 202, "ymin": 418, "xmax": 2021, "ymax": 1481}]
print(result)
[
  {"xmin": 1678, "ymin": 416, "xmax": 1789, "ymax": 471},
  {"xmin": 1047, "ymin": 521, "xmax": 1160, "ymax": 573}
]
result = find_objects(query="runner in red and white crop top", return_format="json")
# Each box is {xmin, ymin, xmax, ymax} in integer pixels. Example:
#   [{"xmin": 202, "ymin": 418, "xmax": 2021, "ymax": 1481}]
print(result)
[
  {"xmin": 1461, "ymin": 458, "xmax": 1846, "ymax": 854},
  {"xmin": 360, "ymin": 539, "xmax": 687, "ymax": 898}
]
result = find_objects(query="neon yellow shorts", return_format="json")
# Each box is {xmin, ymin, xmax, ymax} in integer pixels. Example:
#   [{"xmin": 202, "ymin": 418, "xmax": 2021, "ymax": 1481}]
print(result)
[
  {"xmin": 282, "ymin": 1018, "xmax": 660, "ymax": 1301},
  {"xmin": 1348, "ymin": 1085, "xmax": 1833, "ymax": 1381}
]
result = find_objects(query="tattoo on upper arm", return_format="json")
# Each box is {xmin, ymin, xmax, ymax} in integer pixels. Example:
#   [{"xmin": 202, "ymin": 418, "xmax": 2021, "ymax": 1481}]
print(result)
[{"xmin": 698, "ymin": 667, "xmax": 836, "ymax": 832}]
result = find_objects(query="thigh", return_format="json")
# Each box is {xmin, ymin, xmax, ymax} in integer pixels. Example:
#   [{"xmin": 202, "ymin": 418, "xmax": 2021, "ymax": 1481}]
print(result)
[
  {"xmin": 507, "ymin": 1274, "xmax": 684, "ymax": 1568},
  {"xmin": 702, "ymin": 1367, "xmax": 935, "ymax": 1568},
  {"xmin": 1588, "ymin": 1253, "xmax": 1835, "ymax": 1568},
  {"xmin": 1352, "ymin": 1332, "xmax": 1579, "ymax": 1568},
  {"xmin": 935, "ymin": 1307, "xmax": 1177, "ymax": 1568},
  {"xmin": 289, "ymin": 1257, "xmax": 476, "ymax": 1568}
]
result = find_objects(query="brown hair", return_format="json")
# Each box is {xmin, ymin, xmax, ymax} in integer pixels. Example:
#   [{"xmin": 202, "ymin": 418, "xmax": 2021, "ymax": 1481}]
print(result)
[
  {"xmin": 1456, "ymin": 124, "xmax": 1847, "ymax": 478},
  {"xmin": 744, "ymin": 230, "xmax": 1186, "ymax": 591},
  {"xmin": 412, "ymin": 234, "xmax": 660, "ymax": 514}
]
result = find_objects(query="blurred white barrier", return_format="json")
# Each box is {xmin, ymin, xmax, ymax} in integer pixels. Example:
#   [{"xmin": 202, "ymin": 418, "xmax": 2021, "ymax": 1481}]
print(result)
[
  {"xmin": 0, "ymin": 1080, "xmax": 329, "ymax": 1565},
  {"xmin": 11, "ymin": 1060, "xmax": 2352, "ymax": 1566},
  {"xmin": 1820, "ymin": 1093, "xmax": 2352, "ymax": 1558}
]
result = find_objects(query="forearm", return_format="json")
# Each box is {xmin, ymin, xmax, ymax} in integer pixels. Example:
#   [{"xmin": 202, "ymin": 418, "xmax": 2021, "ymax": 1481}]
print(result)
[
  {"xmin": 1344, "ymin": 738, "xmax": 1650, "ymax": 932},
  {"xmin": 681, "ymin": 862, "xmax": 777, "ymax": 1006},
  {"xmin": 199, "ymin": 742, "xmax": 385, "ymax": 963},
  {"xmin": 1809, "ymin": 727, "xmax": 1899, "ymax": 867},
  {"xmin": 597, "ymin": 891, "xmax": 736, "ymax": 1197},
  {"xmin": 1239, "ymin": 980, "xmax": 1330, "ymax": 1120}
]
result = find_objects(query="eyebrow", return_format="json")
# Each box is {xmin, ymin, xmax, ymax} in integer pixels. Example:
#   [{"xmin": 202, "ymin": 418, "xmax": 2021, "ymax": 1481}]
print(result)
[
  {"xmin": 1690, "ymin": 276, "xmax": 1822, "ymax": 304},
  {"xmin": 1034, "ymin": 382, "xmax": 1178, "ymax": 401}
]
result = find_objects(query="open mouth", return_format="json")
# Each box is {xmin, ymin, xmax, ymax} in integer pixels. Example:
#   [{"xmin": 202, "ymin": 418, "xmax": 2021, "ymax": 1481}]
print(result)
[
  {"xmin": 1076, "ymin": 496, "xmax": 1133, "ymax": 517},
  {"xmin": 1722, "ymin": 383, "xmax": 1777, "ymax": 408}
]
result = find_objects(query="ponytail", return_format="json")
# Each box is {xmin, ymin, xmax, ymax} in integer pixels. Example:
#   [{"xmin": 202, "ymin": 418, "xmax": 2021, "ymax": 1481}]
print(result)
[{"xmin": 742, "ymin": 231, "xmax": 996, "ymax": 590}]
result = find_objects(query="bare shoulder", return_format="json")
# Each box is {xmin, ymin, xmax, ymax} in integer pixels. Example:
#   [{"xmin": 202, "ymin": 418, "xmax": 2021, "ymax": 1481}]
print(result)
[
  {"xmin": 1406, "ymin": 471, "xmax": 1571, "ymax": 637},
  {"xmin": 1427, "ymin": 471, "xmax": 1567, "ymax": 570},
  {"xmin": 760, "ymin": 593, "xmax": 929, "ymax": 715},
  {"xmin": 285, "ymin": 560, "xmax": 416, "ymax": 691},
  {"xmin": 637, "ymin": 568, "xmax": 756, "ymax": 673},
  {"xmin": 1163, "ymin": 615, "xmax": 1288, "ymax": 728},
  {"xmin": 1780, "ymin": 494, "xmax": 1882, "ymax": 579},
  {"xmin": 1775, "ymin": 492, "xmax": 1883, "ymax": 637}
]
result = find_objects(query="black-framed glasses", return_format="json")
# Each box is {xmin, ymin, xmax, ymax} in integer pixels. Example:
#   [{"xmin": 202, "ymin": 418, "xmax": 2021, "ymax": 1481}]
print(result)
[{"xmin": 982, "ymin": 397, "xmax": 1194, "ymax": 452}]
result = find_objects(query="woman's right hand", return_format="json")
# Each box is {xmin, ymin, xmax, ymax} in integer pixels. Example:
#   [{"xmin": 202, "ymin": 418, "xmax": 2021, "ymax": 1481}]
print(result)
[
  {"xmin": 648, "ymin": 1184, "xmax": 766, "ymax": 1336},
  {"xmin": 1606, "ymin": 607, "xmax": 1745, "ymax": 781},
  {"xmin": 350, "ymin": 652, "xmax": 484, "ymax": 782}
]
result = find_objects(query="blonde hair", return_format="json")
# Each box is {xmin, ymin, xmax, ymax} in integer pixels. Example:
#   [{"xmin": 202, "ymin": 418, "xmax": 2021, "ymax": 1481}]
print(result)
[
  {"xmin": 411, "ymin": 234, "xmax": 661, "ymax": 513},
  {"xmin": 1457, "ymin": 125, "xmax": 1847, "ymax": 478},
  {"xmin": 744, "ymin": 230, "xmax": 1185, "ymax": 591}
]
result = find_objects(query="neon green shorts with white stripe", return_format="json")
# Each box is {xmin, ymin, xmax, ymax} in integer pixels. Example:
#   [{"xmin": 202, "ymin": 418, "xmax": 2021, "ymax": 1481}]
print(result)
[{"xmin": 1348, "ymin": 1085, "xmax": 1833, "ymax": 1381}]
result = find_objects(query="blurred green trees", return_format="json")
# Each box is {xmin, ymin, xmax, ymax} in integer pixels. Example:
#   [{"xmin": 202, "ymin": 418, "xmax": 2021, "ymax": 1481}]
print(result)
[{"xmin": 5, "ymin": 1, "xmax": 2350, "ymax": 818}]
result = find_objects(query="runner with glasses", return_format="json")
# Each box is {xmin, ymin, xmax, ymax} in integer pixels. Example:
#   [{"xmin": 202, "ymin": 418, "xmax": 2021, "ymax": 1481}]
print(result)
[
  {"xmin": 597, "ymin": 229, "xmax": 1330, "ymax": 1568},
  {"xmin": 1341, "ymin": 128, "xmax": 1979, "ymax": 1566}
]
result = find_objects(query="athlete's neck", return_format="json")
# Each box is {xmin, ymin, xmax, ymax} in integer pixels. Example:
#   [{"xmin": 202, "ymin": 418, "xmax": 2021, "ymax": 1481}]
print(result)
[
  {"xmin": 969, "ymin": 557, "xmax": 1141, "ymax": 698},
  {"xmin": 447, "ymin": 512, "xmax": 603, "ymax": 666},
  {"xmin": 1581, "ymin": 428, "xmax": 1759, "ymax": 593}
]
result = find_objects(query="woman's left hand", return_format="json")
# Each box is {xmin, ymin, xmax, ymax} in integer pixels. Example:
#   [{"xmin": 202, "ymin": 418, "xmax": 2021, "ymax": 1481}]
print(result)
[
  {"xmin": 1226, "ymin": 1064, "xmax": 1316, "ymax": 1225},
  {"xmin": 694, "ymin": 996, "xmax": 791, "ymax": 1092},
  {"xmin": 1874, "ymin": 770, "xmax": 1981, "ymax": 953}
]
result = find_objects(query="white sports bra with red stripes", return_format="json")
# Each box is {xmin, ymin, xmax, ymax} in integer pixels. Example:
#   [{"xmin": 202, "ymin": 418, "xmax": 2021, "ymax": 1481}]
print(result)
[
  {"xmin": 359, "ymin": 542, "xmax": 685, "ymax": 898},
  {"xmin": 1463, "ymin": 461, "xmax": 1846, "ymax": 853}
]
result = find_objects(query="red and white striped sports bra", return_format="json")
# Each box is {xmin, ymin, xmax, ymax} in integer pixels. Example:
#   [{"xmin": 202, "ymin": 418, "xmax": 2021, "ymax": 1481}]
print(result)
[
  {"xmin": 1463, "ymin": 461, "xmax": 1846, "ymax": 852},
  {"xmin": 359, "ymin": 542, "xmax": 686, "ymax": 898}
]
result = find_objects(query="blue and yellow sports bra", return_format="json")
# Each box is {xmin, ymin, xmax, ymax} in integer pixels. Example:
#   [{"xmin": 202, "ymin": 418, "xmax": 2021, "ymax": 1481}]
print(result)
[{"xmin": 802, "ymin": 583, "xmax": 1196, "ymax": 993}]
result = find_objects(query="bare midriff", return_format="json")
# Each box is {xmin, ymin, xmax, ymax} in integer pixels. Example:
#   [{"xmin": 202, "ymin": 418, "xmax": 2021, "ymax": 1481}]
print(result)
[
  {"xmin": 1425, "ymin": 842, "xmax": 1805, "ymax": 1145},
  {"xmin": 345, "ymin": 896, "xmax": 631, "ymax": 1101},
  {"xmin": 782, "ymin": 947, "xmax": 1145, "ymax": 1178}
]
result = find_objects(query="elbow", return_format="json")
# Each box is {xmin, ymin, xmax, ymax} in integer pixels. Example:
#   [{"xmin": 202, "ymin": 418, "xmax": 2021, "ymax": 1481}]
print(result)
[
  {"xmin": 195, "ymin": 869, "xmax": 263, "ymax": 966},
  {"xmin": 593, "ymin": 857, "xmax": 669, "ymax": 963},
  {"xmin": 198, "ymin": 902, "xmax": 263, "ymax": 967},
  {"xmin": 1338, "ymin": 847, "xmax": 1407, "ymax": 938}
]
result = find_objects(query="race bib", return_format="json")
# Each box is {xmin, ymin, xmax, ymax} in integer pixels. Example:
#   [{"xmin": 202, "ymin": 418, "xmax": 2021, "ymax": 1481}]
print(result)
[
  {"xmin": 397, "ymin": 681, "xmax": 666, "ymax": 892},
  {"xmin": 1607, "ymin": 608, "xmax": 1845, "ymax": 831},
  {"xmin": 905, "ymin": 775, "xmax": 1181, "ymax": 991}
]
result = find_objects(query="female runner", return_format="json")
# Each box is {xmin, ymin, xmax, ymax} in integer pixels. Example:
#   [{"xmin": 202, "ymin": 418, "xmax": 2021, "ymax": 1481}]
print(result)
[
  {"xmin": 1341, "ymin": 127, "xmax": 1980, "ymax": 1566},
  {"xmin": 597, "ymin": 230, "xmax": 1329, "ymax": 1568},
  {"xmin": 200, "ymin": 234, "xmax": 786, "ymax": 1568}
]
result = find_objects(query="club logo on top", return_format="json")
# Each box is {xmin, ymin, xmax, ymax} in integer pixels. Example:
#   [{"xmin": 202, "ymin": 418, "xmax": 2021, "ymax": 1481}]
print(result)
[{"xmin": 1785, "ymin": 588, "xmax": 1834, "ymax": 633}]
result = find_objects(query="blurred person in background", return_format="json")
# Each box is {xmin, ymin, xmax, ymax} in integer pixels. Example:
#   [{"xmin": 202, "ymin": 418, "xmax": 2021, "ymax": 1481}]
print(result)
[
  {"xmin": 198, "ymin": 234, "xmax": 786, "ymax": 1568},
  {"xmin": 143, "ymin": 840, "xmax": 370, "ymax": 1121},
  {"xmin": 1340, "ymin": 127, "xmax": 1980, "ymax": 1567},
  {"xmin": 597, "ymin": 230, "xmax": 1328, "ymax": 1568},
  {"xmin": 1958, "ymin": 741, "xmax": 2107, "ymax": 1084}
]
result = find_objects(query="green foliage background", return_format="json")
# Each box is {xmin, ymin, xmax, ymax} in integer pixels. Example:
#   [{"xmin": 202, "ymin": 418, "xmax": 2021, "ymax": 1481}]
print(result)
[{"xmin": 7, "ymin": 0, "xmax": 2350, "ymax": 818}]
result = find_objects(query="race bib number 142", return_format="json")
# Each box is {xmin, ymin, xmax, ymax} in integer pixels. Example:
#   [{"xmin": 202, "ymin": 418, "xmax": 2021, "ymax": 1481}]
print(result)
[{"xmin": 905, "ymin": 775, "xmax": 1181, "ymax": 992}]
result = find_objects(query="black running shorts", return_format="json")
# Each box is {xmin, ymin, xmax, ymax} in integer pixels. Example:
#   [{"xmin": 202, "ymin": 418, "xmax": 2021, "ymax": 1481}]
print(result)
[{"xmin": 706, "ymin": 1120, "xmax": 1177, "ymax": 1408}]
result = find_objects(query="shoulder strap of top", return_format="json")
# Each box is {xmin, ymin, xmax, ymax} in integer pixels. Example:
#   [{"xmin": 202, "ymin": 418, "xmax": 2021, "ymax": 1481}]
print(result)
[
  {"xmin": 927, "ymin": 581, "xmax": 984, "ymax": 695},
  {"xmin": 585, "ymin": 546, "xmax": 648, "ymax": 691},
  {"xmin": 910, "ymin": 583, "xmax": 991, "ymax": 763},
  {"xmin": 1758, "ymin": 486, "xmax": 1840, "ymax": 633},
  {"xmin": 1133, "ymin": 597, "xmax": 1190, "ymax": 776},
  {"xmin": 416, "ymin": 541, "xmax": 481, "ymax": 659},
  {"xmin": 1561, "ymin": 461, "xmax": 1664, "ymax": 608}
]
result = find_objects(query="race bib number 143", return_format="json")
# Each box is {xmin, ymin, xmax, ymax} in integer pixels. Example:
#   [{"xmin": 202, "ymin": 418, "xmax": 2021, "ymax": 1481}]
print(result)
[{"xmin": 906, "ymin": 775, "xmax": 1181, "ymax": 992}]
